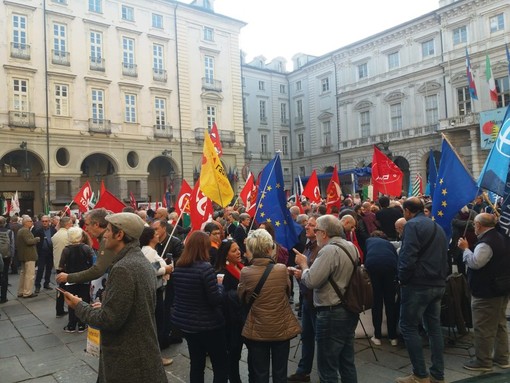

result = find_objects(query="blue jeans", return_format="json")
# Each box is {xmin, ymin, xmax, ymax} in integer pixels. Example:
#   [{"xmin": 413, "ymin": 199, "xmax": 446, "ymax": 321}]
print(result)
[
  {"xmin": 296, "ymin": 299, "xmax": 317, "ymax": 375},
  {"xmin": 245, "ymin": 339, "xmax": 290, "ymax": 383},
  {"xmin": 399, "ymin": 286, "xmax": 445, "ymax": 380},
  {"xmin": 316, "ymin": 305, "xmax": 358, "ymax": 383}
]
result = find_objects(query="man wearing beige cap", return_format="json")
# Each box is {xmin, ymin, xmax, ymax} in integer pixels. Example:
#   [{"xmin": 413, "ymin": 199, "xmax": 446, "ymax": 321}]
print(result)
[{"xmin": 62, "ymin": 212, "xmax": 167, "ymax": 383}]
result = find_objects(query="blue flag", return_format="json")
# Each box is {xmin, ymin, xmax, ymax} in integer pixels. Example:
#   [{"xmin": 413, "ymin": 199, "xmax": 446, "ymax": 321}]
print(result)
[
  {"xmin": 255, "ymin": 155, "xmax": 299, "ymax": 250},
  {"xmin": 478, "ymin": 105, "xmax": 510, "ymax": 196},
  {"xmin": 431, "ymin": 138, "xmax": 479, "ymax": 239},
  {"xmin": 426, "ymin": 149, "xmax": 438, "ymax": 197},
  {"xmin": 466, "ymin": 48, "xmax": 478, "ymax": 100}
]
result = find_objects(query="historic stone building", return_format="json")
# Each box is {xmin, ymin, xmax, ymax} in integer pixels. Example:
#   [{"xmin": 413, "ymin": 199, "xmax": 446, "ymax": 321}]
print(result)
[
  {"xmin": 0, "ymin": 0, "xmax": 245, "ymax": 213},
  {"xmin": 242, "ymin": 0, "xmax": 509, "ymax": 196}
]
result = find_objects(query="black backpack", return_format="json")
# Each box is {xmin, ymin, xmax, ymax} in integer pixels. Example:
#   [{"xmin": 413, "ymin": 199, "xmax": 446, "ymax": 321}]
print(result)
[{"xmin": 329, "ymin": 242, "xmax": 373, "ymax": 314}]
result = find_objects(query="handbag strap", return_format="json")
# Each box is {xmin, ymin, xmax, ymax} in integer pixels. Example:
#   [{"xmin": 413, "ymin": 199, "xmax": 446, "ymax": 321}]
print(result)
[
  {"xmin": 246, "ymin": 263, "xmax": 274, "ymax": 313},
  {"xmin": 328, "ymin": 242, "xmax": 358, "ymax": 302}
]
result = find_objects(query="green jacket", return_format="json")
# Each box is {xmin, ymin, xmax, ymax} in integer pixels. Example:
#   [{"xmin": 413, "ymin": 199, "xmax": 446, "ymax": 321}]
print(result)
[{"xmin": 16, "ymin": 227, "xmax": 39, "ymax": 262}]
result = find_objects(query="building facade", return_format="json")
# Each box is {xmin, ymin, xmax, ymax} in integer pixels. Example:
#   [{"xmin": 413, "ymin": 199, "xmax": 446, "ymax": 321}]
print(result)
[
  {"xmin": 242, "ymin": 0, "xmax": 510, "ymax": 196},
  {"xmin": 0, "ymin": 0, "xmax": 245, "ymax": 214}
]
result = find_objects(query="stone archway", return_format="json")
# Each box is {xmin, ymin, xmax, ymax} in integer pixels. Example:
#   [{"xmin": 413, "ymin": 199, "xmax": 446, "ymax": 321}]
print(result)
[
  {"xmin": 393, "ymin": 156, "xmax": 410, "ymax": 196},
  {"xmin": 0, "ymin": 147, "xmax": 45, "ymax": 215},
  {"xmin": 80, "ymin": 153, "xmax": 118, "ymax": 194},
  {"xmin": 147, "ymin": 156, "xmax": 178, "ymax": 207}
]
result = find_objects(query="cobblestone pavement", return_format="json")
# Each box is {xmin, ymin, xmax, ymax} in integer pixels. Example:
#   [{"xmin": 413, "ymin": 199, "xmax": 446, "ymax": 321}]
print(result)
[{"xmin": 1, "ymin": 273, "xmax": 508, "ymax": 382}]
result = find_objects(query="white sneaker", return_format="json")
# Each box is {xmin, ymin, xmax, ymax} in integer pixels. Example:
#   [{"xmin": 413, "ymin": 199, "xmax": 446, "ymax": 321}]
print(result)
[
  {"xmin": 370, "ymin": 336, "xmax": 381, "ymax": 346},
  {"xmin": 390, "ymin": 338, "xmax": 398, "ymax": 346}
]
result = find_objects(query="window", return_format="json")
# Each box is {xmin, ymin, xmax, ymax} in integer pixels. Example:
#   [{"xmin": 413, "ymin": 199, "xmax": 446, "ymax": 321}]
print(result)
[
  {"xmin": 490, "ymin": 13, "xmax": 504, "ymax": 33},
  {"xmin": 89, "ymin": 0, "xmax": 102, "ymax": 13},
  {"xmin": 13, "ymin": 79, "xmax": 28, "ymax": 111},
  {"xmin": 206, "ymin": 106, "xmax": 216, "ymax": 129},
  {"xmin": 457, "ymin": 87, "xmax": 471, "ymax": 115},
  {"xmin": 298, "ymin": 134, "xmax": 305, "ymax": 153},
  {"xmin": 280, "ymin": 84, "xmax": 286, "ymax": 94},
  {"xmin": 390, "ymin": 103, "xmax": 402, "ymax": 131},
  {"xmin": 321, "ymin": 78, "xmax": 330, "ymax": 93},
  {"xmin": 122, "ymin": 37, "xmax": 135, "ymax": 67},
  {"xmin": 299, "ymin": 166, "xmax": 305, "ymax": 177},
  {"xmin": 453, "ymin": 26, "xmax": 467, "ymax": 45},
  {"xmin": 124, "ymin": 94, "xmax": 136, "ymax": 123},
  {"xmin": 90, "ymin": 31, "xmax": 102, "ymax": 64},
  {"xmin": 155, "ymin": 97, "xmax": 166, "ymax": 128},
  {"xmin": 259, "ymin": 100, "xmax": 266, "ymax": 121},
  {"xmin": 282, "ymin": 136, "xmax": 288, "ymax": 155},
  {"xmin": 358, "ymin": 63, "xmax": 368, "ymax": 79},
  {"xmin": 261, "ymin": 134, "xmax": 268, "ymax": 154},
  {"xmin": 12, "ymin": 15, "xmax": 27, "ymax": 49},
  {"xmin": 152, "ymin": 13, "xmax": 163, "ymax": 29},
  {"xmin": 422, "ymin": 39, "xmax": 435, "ymax": 58},
  {"xmin": 360, "ymin": 111, "xmax": 370, "ymax": 138},
  {"xmin": 296, "ymin": 100, "xmax": 303, "ymax": 121},
  {"xmin": 53, "ymin": 0, "xmax": 67, "ymax": 4},
  {"xmin": 495, "ymin": 76, "xmax": 510, "ymax": 108},
  {"xmin": 296, "ymin": 81, "xmax": 302, "ymax": 91},
  {"xmin": 425, "ymin": 95, "xmax": 439, "ymax": 126},
  {"xmin": 121, "ymin": 5, "xmax": 134, "ymax": 21},
  {"xmin": 258, "ymin": 81, "xmax": 265, "ymax": 91},
  {"xmin": 53, "ymin": 23, "xmax": 67, "ymax": 55},
  {"xmin": 91, "ymin": 88, "xmax": 104, "ymax": 122},
  {"xmin": 153, "ymin": 44, "xmax": 164, "ymax": 72},
  {"xmin": 55, "ymin": 84, "xmax": 69, "ymax": 116},
  {"xmin": 203, "ymin": 27, "xmax": 214, "ymax": 41},
  {"xmin": 204, "ymin": 56, "xmax": 214, "ymax": 84},
  {"xmin": 388, "ymin": 52, "xmax": 400, "ymax": 70},
  {"xmin": 322, "ymin": 121, "xmax": 331, "ymax": 146},
  {"xmin": 280, "ymin": 103, "xmax": 287, "ymax": 124}
]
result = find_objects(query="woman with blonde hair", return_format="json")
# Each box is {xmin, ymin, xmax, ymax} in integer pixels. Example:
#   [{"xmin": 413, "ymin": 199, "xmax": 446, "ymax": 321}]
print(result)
[{"xmin": 238, "ymin": 229, "xmax": 301, "ymax": 382}]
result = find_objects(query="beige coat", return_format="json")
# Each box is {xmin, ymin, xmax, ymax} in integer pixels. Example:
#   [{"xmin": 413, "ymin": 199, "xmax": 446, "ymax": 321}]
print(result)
[
  {"xmin": 238, "ymin": 257, "xmax": 301, "ymax": 341},
  {"xmin": 16, "ymin": 227, "xmax": 39, "ymax": 262}
]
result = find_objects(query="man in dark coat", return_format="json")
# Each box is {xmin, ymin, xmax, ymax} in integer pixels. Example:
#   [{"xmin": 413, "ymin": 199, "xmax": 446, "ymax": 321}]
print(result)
[{"xmin": 33, "ymin": 215, "xmax": 56, "ymax": 292}]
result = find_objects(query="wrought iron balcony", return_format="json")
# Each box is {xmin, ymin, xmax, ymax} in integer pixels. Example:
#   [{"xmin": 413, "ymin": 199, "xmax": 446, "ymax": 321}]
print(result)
[
  {"xmin": 201, "ymin": 78, "xmax": 222, "ymax": 92},
  {"xmin": 153, "ymin": 68, "xmax": 167, "ymax": 82},
  {"xmin": 52, "ymin": 50, "xmax": 70, "ymax": 66},
  {"xmin": 295, "ymin": 116, "xmax": 304, "ymax": 124},
  {"xmin": 260, "ymin": 116, "xmax": 268, "ymax": 124},
  {"xmin": 90, "ymin": 56, "xmax": 105, "ymax": 71},
  {"xmin": 9, "ymin": 111, "xmax": 35, "ymax": 128},
  {"xmin": 153, "ymin": 124, "xmax": 173, "ymax": 139},
  {"xmin": 122, "ymin": 62, "xmax": 137, "ymax": 77},
  {"xmin": 88, "ymin": 118, "xmax": 111, "ymax": 134},
  {"xmin": 10, "ymin": 42, "xmax": 30, "ymax": 60},
  {"xmin": 280, "ymin": 118, "xmax": 290, "ymax": 126}
]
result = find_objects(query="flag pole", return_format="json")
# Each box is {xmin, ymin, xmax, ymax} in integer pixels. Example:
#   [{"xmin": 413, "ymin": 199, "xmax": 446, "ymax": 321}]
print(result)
[
  {"xmin": 161, "ymin": 199, "xmax": 189, "ymax": 256},
  {"xmin": 249, "ymin": 152, "xmax": 280, "ymax": 232}
]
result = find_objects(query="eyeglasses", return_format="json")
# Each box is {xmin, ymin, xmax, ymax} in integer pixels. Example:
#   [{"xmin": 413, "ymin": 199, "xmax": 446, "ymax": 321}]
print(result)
[{"xmin": 313, "ymin": 228, "xmax": 325, "ymax": 233}]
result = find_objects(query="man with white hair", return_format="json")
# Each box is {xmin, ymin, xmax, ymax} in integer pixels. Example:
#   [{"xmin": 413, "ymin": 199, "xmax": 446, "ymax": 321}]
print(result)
[
  {"xmin": 52, "ymin": 216, "xmax": 73, "ymax": 317},
  {"xmin": 16, "ymin": 215, "xmax": 40, "ymax": 298}
]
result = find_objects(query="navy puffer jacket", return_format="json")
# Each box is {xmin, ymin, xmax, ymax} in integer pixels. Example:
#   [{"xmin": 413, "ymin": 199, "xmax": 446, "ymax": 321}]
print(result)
[{"xmin": 171, "ymin": 261, "xmax": 225, "ymax": 332}]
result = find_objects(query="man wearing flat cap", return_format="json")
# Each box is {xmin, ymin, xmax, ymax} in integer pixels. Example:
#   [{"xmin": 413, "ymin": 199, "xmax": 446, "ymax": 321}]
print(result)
[{"xmin": 62, "ymin": 212, "xmax": 167, "ymax": 383}]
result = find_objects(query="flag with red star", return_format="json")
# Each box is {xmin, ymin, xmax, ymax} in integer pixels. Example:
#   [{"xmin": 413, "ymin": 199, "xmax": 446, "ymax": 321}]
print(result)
[
  {"xmin": 431, "ymin": 136, "xmax": 479, "ymax": 238},
  {"xmin": 255, "ymin": 154, "xmax": 299, "ymax": 250}
]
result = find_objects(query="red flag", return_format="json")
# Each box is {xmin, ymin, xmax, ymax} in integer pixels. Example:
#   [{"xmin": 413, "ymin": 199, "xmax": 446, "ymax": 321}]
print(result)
[
  {"xmin": 73, "ymin": 181, "xmax": 93, "ymax": 213},
  {"xmin": 302, "ymin": 170, "xmax": 321, "ymax": 203},
  {"xmin": 189, "ymin": 180, "xmax": 213, "ymax": 231},
  {"xmin": 174, "ymin": 179, "xmax": 192, "ymax": 216},
  {"xmin": 94, "ymin": 189, "xmax": 126, "ymax": 213},
  {"xmin": 210, "ymin": 122, "xmax": 223, "ymax": 157},
  {"xmin": 100, "ymin": 180, "xmax": 106, "ymax": 197},
  {"xmin": 326, "ymin": 165, "xmax": 342, "ymax": 213},
  {"xmin": 129, "ymin": 192, "xmax": 137, "ymax": 210},
  {"xmin": 239, "ymin": 172, "xmax": 259, "ymax": 217},
  {"xmin": 295, "ymin": 194, "xmax": 304, "ymax": 214},
  {"xmin": 372, "ymin": 145, "xmax": 403, "ymax": 197}
]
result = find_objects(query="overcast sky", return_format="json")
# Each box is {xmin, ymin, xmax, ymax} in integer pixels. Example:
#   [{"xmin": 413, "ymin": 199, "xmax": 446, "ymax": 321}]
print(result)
[{"xmin": 207, "ymin": 0, "xmax": 441, "ymax": 64}]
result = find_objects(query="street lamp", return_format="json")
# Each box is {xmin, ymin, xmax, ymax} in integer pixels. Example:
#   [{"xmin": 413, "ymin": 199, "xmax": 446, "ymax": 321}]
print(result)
[
  {"xmin": 20, "ymin": 141, "xmax": 31, "ymax": 181},
  {"xmin": 94, "ymin": 171, "xmax": 102, "ymax": 183}
]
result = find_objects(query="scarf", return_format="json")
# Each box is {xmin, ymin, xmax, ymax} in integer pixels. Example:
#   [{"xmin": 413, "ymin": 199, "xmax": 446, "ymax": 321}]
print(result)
[{"xmin": 225, "ymin": 262, "xmax": 244, "ymax": 281}]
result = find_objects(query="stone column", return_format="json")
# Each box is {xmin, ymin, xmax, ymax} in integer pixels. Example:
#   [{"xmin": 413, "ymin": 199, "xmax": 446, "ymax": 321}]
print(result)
[{"xmin": 469, "ymin": 128, "xmax": 481, "ymax": 176}]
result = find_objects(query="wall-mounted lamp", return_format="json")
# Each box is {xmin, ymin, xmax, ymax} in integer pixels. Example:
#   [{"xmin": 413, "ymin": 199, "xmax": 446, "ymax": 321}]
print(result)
[
  {"xmin": 162, "ymin": 149, "xmax": 172, "ymax": 157},
  {"xmin": 20, "ymin": 141, "xmax": 31, "ymax": 181}
]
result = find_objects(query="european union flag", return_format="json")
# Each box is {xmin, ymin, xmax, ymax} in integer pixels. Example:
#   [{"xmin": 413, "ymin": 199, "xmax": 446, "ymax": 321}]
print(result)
[
  {"xmin": 255, "ymin": 154, "xmax": 299, "ymax": 250},
  {"xmin": 431, "ymin": 137, "xmax": 479, "ymax": 239},
  {"xmin": 426, "ymin": 149, "xmax": 438, "ymax": 197},
  {"xmin": 478, "ymin": 105, "xmax": 510, "ymax": 196}
]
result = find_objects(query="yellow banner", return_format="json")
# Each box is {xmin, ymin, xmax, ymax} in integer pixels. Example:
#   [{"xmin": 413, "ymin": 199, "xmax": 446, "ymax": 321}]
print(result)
[{"xmin": 199, "ymin": 131, "xmax": 234, "ymax": 207}]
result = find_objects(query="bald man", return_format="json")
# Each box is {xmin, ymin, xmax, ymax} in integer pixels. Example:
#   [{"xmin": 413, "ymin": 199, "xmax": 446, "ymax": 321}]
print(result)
[{"xmin": 458, "ymin": 213, "xmax": 510, "ymax": 372}]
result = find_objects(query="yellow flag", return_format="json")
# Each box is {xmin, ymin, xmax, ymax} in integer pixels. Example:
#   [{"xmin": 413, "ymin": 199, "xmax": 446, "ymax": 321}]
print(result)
[{"xmin": 199, "ymin": 131, "xmax": 234, "ymax": 207}]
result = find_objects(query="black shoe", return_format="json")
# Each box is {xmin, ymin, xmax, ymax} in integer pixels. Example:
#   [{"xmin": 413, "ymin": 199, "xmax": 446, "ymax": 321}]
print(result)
[
  {"xmin": 78, "ymin": 324, "xmax": 87, "ymax": 333},
  {"xmin": 287, "ymin": 373, "xmax": 311, "ymax": 382},
  {"xmin": 35, "ymin": 287, "xmax": 41, "ymax": 294},
  {"xmin": 44, "ymin": 285, "xmax": 53, "ymax": 290},
  {"xmin": 63, "ymin": 325, "xmax": 76, "ymax": 333},
  {"xmin": 56, "ymin": 311, "xmax": 68, "ymax": 318},
  {"xmin": 24, "ymin": 293, "xmax": 38, "ymax": 298}
]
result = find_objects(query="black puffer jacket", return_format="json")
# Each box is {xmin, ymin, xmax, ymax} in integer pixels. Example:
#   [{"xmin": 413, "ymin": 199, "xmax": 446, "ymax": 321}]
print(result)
[{"xmin": 172, "ymin": 261, "xmax": 225, "ymax": 332}]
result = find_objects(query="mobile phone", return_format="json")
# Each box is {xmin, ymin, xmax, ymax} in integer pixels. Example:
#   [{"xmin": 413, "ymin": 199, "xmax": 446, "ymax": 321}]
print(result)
[{"xmin": 56, "ymin": 287, "xmax": 66, "ymax": 294}]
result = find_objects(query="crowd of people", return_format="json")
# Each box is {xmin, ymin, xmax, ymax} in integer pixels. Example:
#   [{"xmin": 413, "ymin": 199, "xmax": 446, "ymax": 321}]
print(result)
[{"xmin": 0, "ymin": 191, "xmax": 508, "ymax": 383}]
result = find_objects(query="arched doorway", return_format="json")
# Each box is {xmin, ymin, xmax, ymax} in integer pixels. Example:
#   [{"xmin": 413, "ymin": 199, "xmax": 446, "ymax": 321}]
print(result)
[
  {"xmin": 0, "ymin": 146, "xmax": 44, "ymax": 215},
  {"xmin": 147, "ymin": 156, "xmax": 177, "ymax": 207},
  {"xmin": 80, "ymin": 153, "xmax": 117, "ymax": 194},
  {"xmin": 393, "ymin": 156, "xmax": 410, "ymax": 196}
]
